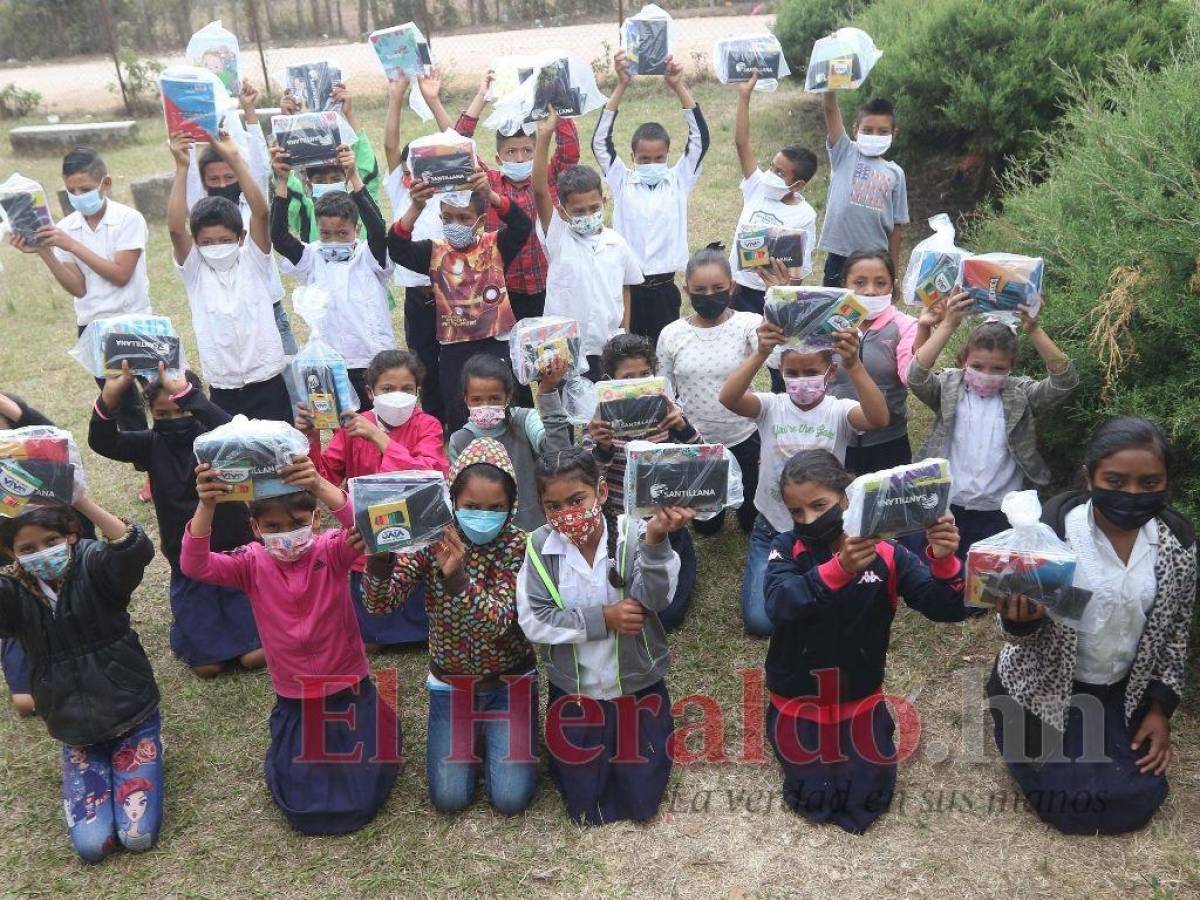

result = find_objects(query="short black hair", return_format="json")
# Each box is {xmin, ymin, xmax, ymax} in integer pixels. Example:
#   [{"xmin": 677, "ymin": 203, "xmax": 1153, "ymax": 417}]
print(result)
[
  {"xmin": 460, "ymin": 353, "xmax": 514, "ymax": 396},
  {"xmin": 366, "ymin": 349, "xmax": 424, "ymax": 389},
  {"xmin": 248, "ymin": 491, "xmax": 318, "ymax": 520},
  {"xmin": 496, "ymin": 130, "xmax": 535, "ymax": 153},
  {"xmin": 779, "ymin": 449, "xmax": 853, "ymax": 496},
  {"xmin": 777, "ymin": 145, "xmax": 818, "ymax": 184},
  {"xmin": 143, "ymin": 370, "xmax": 203, "ymax": 406},
  {"xmin": 451, "ymin": 461, "xmax": 517, "ymax": 509},
  {"xmin": 856, "ymin": 97, "xmax": 896, "ymax": 125},
  {"xmin": 189, "ymin": 195, "xmax": 244, "ymax": 238},
  {"xmin": 556, "ymin": 165, "xmax": 602, "ymax": 205},
  {"xmin": 62, "ymin": 147, "xmax": 106, "ymax": 180},
  {"xmin": 0, "ymin": 503, "xmax": 81, "ymax": 552},
  {"xmin": 631, "ymin": 122, "xmax": 670, "ymax": 153},
  {"xmin": 314, "ymin": 191, "xmax": 359, "ymax": 225},
  {"xmin": 306, "ymin": 163, "xmax": 343, "ymax": 180},
  {"xmin": 1083, "ymin": 417, "xmax": 1171, "ymax": 478},
  {"xmin": 197, "ymin": 145, "xmax": 224, "ymax": 181},
  {"xmin": 601, "ymin": 333, "xmax": 656, "ymax": 378}
]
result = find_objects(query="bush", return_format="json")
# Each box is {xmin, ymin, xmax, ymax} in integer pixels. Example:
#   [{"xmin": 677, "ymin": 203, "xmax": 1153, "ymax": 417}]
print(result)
[
  {"xmin": 0, "ymin": 83, "xmax": 41, "ymax": 119},
  {"xmin": 774, "ymin": 0, "xmax": 877, "ymax": 73},
  {"xmin": 108, "ymin": 50, "xmax": 165, "ymax": 116},
  {"xmin": 970, "ymin": 54, "xmax": 1200, "ymax": 514}
]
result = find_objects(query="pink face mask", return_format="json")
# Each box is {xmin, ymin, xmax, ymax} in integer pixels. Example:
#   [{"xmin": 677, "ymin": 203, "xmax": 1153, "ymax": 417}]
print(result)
[
  {"xmin": 784, "ymin": 371, "xmax": 830, "ymax": 408},
  {"xmin": 261, "ymin": 525, "xmax": 315, "ymax": 563},
  {"xmin": 963, "ymin": 367, "xmax": 1007, "ymax": 398},
  {"xmin": 468, "ymin": 405, "xmax": 506, "ymax": 430}
]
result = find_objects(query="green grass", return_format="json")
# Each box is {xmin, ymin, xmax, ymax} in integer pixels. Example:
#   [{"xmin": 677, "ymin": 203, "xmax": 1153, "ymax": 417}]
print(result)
[{"xmin": 0, "ymin": 80, "xmax": 1196, "ymax": 898}]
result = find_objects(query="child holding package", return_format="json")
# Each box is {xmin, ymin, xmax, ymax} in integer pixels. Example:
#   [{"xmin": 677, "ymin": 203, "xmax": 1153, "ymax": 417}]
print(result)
[
  {"xmin": 518, "ymin": 448, "xmax": 693, "ymax": 826},
  {"xmin": 719, "ymin": 321, "xmax": 889, "ymax": 636},
  {"xmin": 764, "ymin": 450, "xmax": 967, "ymax": 834},
  {"xmin": 817, "ymin": 93, "xmax": 908, "ymax": 288},
  {"xmin": 167, "ymin": 130, "xmax": 290, "ymax": 423},
  {"xmin": 592, "ymin": 50, "xmax": 708, "ymax": 346},
  {"xmin": 908, "ymin": 294, "xmax": 1078, "ymax": 558},
  {"xmin": 181, "ymin": 456, "xmax": 401, "ymax": 836},
  {"xmin": 363, "ymin": 438, "xmax": 538, "ymax": 815},
  {"xmin": 534, "ymin": 110, "xmax": 643, "ymax": 381}
]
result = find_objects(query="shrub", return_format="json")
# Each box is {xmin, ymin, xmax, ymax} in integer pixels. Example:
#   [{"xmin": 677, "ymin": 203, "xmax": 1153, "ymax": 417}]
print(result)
[
  {"xmin": 107, "ymin": 50, "xmax": 165, "ymax": 116},
  {"xmin": 774, "ymin": 0, "xmax": 877, "ymax": 73},
  {"xmin": 0, "ymin": 83, "xmax": 41, "ymax": 119},
  {"xmin": 970, "ymin": 54, "xmax": 1200, "ymax": 515}
]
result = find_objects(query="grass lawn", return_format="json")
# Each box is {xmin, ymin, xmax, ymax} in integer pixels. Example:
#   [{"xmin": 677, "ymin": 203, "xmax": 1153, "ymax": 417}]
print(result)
[{"xmin": 0, "ymin": 79, "xmax": 1196, "ymax": 898}]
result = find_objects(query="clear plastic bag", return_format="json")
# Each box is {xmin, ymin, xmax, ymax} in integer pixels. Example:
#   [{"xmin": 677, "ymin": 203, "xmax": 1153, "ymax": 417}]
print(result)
[
  {"xmin": 160, "ymin": 65, "xmax": 233, "ymax": 141},
  {"xmin": 0, "ymin": 425, "xmax": 86, "ymax": 513},
  {"xmin": 348, "ymin": 470, "xmax": 453, "ymax": 554},
  {"xmin": 959, "ymin": 253, "xmax": 1044, "ymax": 317},
  {"xmin": 0, "ymin": 173, "xmax": 53, "ymax": 246},
  {"xmin": 407, "ymin": 129, "xmax": 477, "ymax": 195},
  {"xmin": 623, "ymin": 4, "xmax": 672, "ymax": 76},
  {"xmin": 186, "ymin": 20, "xmax": 242, "ymax": 96},
  {"xmin": 966, "ymin": 490, "xmax": 1093, "ymax": 627},
  {"xmin": 595, "ymin": 377, "xmax": 671, "ymax": 438},
  {"xmin": 714, "ymin": 35, "xmax": 790, "ymax": 92},
  {"xmin": 901, "ymin": 214, "xmax": 967, "ymax": 308},
  {"xmin": 271, "ymin": 111, "xmax": 356, "ymax": 169},
  {"xmin": 804, "ymin": 27, "xmax": 882, "ymax": 93},
  {"xmin": 844, "ymin": 458, "xmax": 952, "ymax": 539},
  {"xmin": 273, "ymin": 60, "xmax": 343, "ymax": 113},
  {"xmin": 367, "ymin": 22, "xmax": 436, "ymax": 123},
  {"xmin": 484, "ymin": 49, "xmax": 608, "ymax": 135},
  {"xmin": 69, "ymin": 313, "xmax": 185, "ymax": 379},
  {"xmin": 735, "ymin": 225, "xmax": 806, "ymax": 271},
  {"xmin": 623, "ymin": 441, "xmax": 742, "ymax": 521},
  {"xmin": 508, "ymin": 316, "xmax": 583, "ymax": 386},
  {"xmin": 193, "ymin": 415, "xmax": 309, "ymax": 503},
  {"xmin": 764, "ymin": 286, "xmax": 867, "ymax": 348},
  {"xmin": 286, "ymin": 339, "xmax": 360, "ymax": 432}
]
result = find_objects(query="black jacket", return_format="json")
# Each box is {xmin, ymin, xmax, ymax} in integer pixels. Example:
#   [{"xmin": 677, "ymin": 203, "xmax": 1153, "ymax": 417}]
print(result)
[
  {"xmin": 764, "ymin": 531, "xmax": 967, "ymax": 703},
  {"xmin": 0, "ymin": 525, "xmax": 158, "ymax": 746}
]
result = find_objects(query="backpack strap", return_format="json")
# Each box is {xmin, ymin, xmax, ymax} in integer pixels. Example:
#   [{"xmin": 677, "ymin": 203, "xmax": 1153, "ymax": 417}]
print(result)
[{"xmin": 525, "ymin": 533, "xmax": 580, "ymax": 692}]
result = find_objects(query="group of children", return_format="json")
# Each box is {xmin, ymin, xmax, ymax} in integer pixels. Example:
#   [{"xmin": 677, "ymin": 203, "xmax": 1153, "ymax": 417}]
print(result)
[{"xmin": 0, "ymin": 43, "xmax": 1193, "ymax": 862}]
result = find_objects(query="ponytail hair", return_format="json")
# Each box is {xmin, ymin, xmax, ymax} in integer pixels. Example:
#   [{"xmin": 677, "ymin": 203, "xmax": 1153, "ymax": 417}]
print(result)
[
  {"xmin": 535, "ymin": 448, "xmax": 625, "ymax": 589},
  {"xmin": 684, "ymin": 241, "xmax": 732, "ymax": 283}
]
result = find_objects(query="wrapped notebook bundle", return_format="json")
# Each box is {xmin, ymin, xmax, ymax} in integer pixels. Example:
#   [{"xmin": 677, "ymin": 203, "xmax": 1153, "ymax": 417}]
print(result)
[
  {"xmin": 160, "ymin": 66, "xmax": 231, "ymax": 141},
  {"xmin": 286, "ymin": 340, "xmax": 360, "ymax": 431},
  {"xmin": 276, "ymin": 60, "xmax": 342, "ymax": 112},
  {"xmin": 843, "ymin": 458, "xmax": 952, "ymax": 539},
  {"xmin": 349, "ymin": 470, "xmax": 454, "ymax": 555},
  {"xmin": 595, "ymin": 377, "xmax": 671, "ymax": 438},
  {"xmin": 484, "ymin": 50, "xmax": 607, "ymax": 135},
  {"xmin": 186, "ymin": 20, "xmax": 242, "ymax": 95},
  {"xmin": 623, "ymin": 442, "xmax": 742, "ymax": 521},
  {"xmin": 193, "ymin": 416, "xmax": 310, "ymax": 503},
  {"xmin": 764, "ymin": 286, "xmax": 867, "ymax": 347},
  {"xmin": 407, "ymin": 130, "xmax": 477, "ymax": 194},
  {"xmin": 0, "ymin": 426, "xmax": 85, "ymax": 515},
  {"xmin": 714, "ymin": 35, "xmax": 790, "ymax": 90},
  {"xmin": 736, "ymin": 226, "xmax": 806, "ymax": 271},
  {"xmin": 959, "ymin": 253, "xmax": 1044, "ymax": 317},
  {"xmin": 69, "ymin": 313, "xmax": 183, "ymax": 379},
  {"xmin": 368, "ymin": 22, "xmax": 432, "ymax": 81},
  {"xmin": 623, "ymin": 4, "xmax": 671, "ymax": 76},
  {"xmin": 804, "ymin": 28, "xmax": 882, "ymax": 93},
  {"xmin": 901, "ymin": 214, "xmax": 966, "ymax": 308},
  {"xmin": 0, "ymin": 173, "xmax": 53, "ymax": 246},
  {"xmin": 271, "ymin": 112, "xmax": 344, "ymax": 168},
  {"xmin": 509, "ymin": 316, "xmax": 583, "ymax": 386}
]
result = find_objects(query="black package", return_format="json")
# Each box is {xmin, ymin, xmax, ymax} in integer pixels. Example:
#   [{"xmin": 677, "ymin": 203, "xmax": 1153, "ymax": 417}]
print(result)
[
  {"xmin": 625, "ymin": 18, "xmax": 669, "ymax": 76},
  {"xmin": 286, "ymin": 62, "xmax": 342, "ymax": 112},
  {"xmin": 633, "ymin": 458, "xmax": 729, "ymax": 511},
  {"xmin": 767, "ymin": 229, "xmax": 806, "ymax": 268},
  {"xmin": 350, "ymin": 475, "xmax": 454, "ymax": 555},
  {"xmin": 103, "ymin": 332, "xmax": 181, "ymax": 377},
  {"xmin": 724, "ymin": 45, "xmax": 782, "ymax": 82},
  {"xmin": 596, "ymin": 377, "xmax": 671, "ymax": 437},
  {"xmin": 844, "ymin": 459, "xmax": 953, "ymax": 539},
  {"xmin": 408, "ymin": 139, "xmax": 475, "ymax": 192},
  {"xmin": 0, "ymin": 192, "xmax": 51, "ymax": 245},
  {"xmin": 529, "ymin": 58, "xmax": 583, "ymax": 120},
  {"xmin": 15, "ymin": 459, "xmax": 76, "ymax": 506},
  {"xmin": 273, "ymin": 112, "xmax": 340, "ymax": 168}
]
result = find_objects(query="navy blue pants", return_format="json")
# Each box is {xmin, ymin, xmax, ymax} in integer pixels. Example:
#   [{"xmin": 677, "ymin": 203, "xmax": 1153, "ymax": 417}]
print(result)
[
  {"xmin": 210, "ymin": 373, "xmax": 293, "ymax": 424},
  {"xmin": 694, "ymin": 431, "xmax": 761, "ymax": 537},
  {"xmin": 950, "ymin": 504, "xmax": 1010, "ymax": 562},
  {"xmin": 168, "ymin": 570, "xmax": 261, "ymax": 668},
  {"xmin": 844, "ymin": 434, "xmax": 912, "ymax": 477},
  {"xmin": 351, "ymin": 571, "xmax": 428, "ymax": 646},
  {"xmin": 2, "ymin": 637, "xmax": 29, "ymax": 695}
]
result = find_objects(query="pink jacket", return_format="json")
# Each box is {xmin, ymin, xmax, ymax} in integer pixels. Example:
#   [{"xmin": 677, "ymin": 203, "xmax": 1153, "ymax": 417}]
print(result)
[
  {"xmin": 309, "ymin": 409, "xmax": 448, "ymax": 486},
  {"xmin": 179, "ymin": 498, "xmax": 368, "ymax": 699}
]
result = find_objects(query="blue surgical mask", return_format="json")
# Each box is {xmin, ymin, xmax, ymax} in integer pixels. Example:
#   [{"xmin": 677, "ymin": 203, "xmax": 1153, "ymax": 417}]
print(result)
[
  {"xmin": 635, "ymin": 163, "xmax": 670, "ymax": 187},
  {"xmin": 311, "ymin": 181, "xmax": 347, "ymax": 199},
  {"xmin": 443, "ymin": 221, "xmax": 479, "ymax": 250},
  {"xmin": 68, "ymin": 189, "xmax": 104, "ymax": 216},
  {"xmin": 455, "ymin": 509, "xmax": 508, "ymax": 546},
  {"xmin": 18, "ymin": 542, "xmax": 71, "ymax": 582},
  {"xmin": 500, "ymin": 160, "xmax": 534, "ymax": 182},
  {"xmin": 318, "ymin": 241, "xmax": 356, "ymax": 263}
]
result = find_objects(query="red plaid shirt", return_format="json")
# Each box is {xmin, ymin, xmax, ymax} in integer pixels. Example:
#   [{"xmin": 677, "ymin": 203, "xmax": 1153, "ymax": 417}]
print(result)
[{"xmin": 454, "ymin": 113, "xmax": 580, "ymax": 295}]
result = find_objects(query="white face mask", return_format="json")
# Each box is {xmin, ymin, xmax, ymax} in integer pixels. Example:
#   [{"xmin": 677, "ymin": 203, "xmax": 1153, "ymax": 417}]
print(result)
[
  {"xmin": 759, "ymin": 171, "xmax": 791, "ymax": 201},
  {"xmin": 372, "ymin": 391, "xmax": 417, "ymax": 427},
  {"xmin": 856, "ymin": 293, "xmax": 894, "ymax": 319},
  {"xmin": 856, "ymin": 134, "xmax": 893, "ymax": 158},
  {"xmin": 199, "ymin": 242, "xmax": 240, "ymax": 272},
  {"xmin": 262, "ymin": 525, "xmax": 315, "ymax": 563}
]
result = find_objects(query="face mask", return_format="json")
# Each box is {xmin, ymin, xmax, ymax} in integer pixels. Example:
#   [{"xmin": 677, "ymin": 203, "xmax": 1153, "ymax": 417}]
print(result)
[
  {"xmin": 856, "ymin": 134, "xmax": 893, "ymax": 157},
  {"xmin": 468, "ymin": 405, "xmax": 507, "ymax": 430},
  {"xmin": 690, "ymin": 290, "xmax": 730, "ymax": 321},
  {"xmin": 784, "ymin": 371, "xmax": 830, "ymax": 408},
  {"xmin": 794, "ymin": 505, "xmax": 844, "ymax": 546},
  {"xmin": 1090, "ymin": 488, "xmax": 1168, "ymax": 532},
  {"xmin": 500, "ymin": 160, "xmax": 534, "ymax": 182},
  {"xmin": 760, "ymin": 171, "xmax": 791, "ymax": 201},
  {"xmin": 547, "ymin": 501, "xmax": 603, "ymax": 548},
  {"xmin": 310, "ymin": 181, "xmax": 346, "ymax": 199},
  {"xmin": 153, "ymin": 416, "xmax": 199, "ymax": 444},
  {"xmin": 318, "ymin": 241, "xmax": 356, "ymax": 264},
  {"xmin": 208, "ymin": 182, "xmax": 242, "ymax": 205},
  {"xmin": 856, "ymin": 293, "xmax": 893, "ymax": 319},
  {"xmin": 456, "ymin": 509, "xmax": 508, "ymax": 546},
  {"xmin": 635, "ymin": 163, "xmax": 669, "ymax": 186},
  {"xmin": 568, "ymin": 209, "xmax": 604, "ymax": 237},
  {"xmin": 372, "ymin": 391, "xmax": 417, "ymax": 427},
  {"xmin": 18, "ymin": 542, "xmax": 71, "ymax": 582},
  {"xmin": 68, "ymin": 188, "xmax": 104, "ymax": 216},
  {"xmin": 963, "ymin": 367, "xmax": 1007, "ymax": 399},
  {"xmin": 262, "ymin": 525, "xmax": 315, "ymax": 562},
  {"xmin": 199, "ymin": 242, "xmax": 240, "ymax": 272},
  {"xmin": 444, "ymin": 221, "xmax": 479, "ymax": 250}
]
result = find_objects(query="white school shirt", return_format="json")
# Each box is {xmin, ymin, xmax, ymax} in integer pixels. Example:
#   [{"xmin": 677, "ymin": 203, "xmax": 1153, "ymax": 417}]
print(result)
[
  {"xmin": 287, "ymin": 242, "xmax": 396, "ymax": 369},
  {"xmin": 753, "ymin": 393, "xmax": 860, "ymax": 533},
  {"xmin": 383, "ymin": 167, "xmax": 443, "ymax": 289},
  {"xmin": 53, "ymin": 200, "xmax": 151, "ymax": 326},
  {"xmin": 1067, "ymin": 502, "xmax": 1159, "ymax": 686},
  {"xmin": 729, "ymin": 170, "xmax": 817, "ymax": 291},
  {"xmin": 175, "ymin": 241, "xmax": 285, "ymax": 389},
  {"xmin": 538, "ymin": 213, "xmax": 644, "ymax": 357},
  {"xmin": 592, "ymin": 106, "xmax": 706, "ymax": 276},
  {"xmin": 657, "ymin": 311, "xmax": 761, "ymax": 448},
  {"xmin": 947, "ymin": 388, "xmax": 1023, "ymax": 511},
  {"xmin": 516, "ymin": 517, "xmax": 680, "ymax": 701}
]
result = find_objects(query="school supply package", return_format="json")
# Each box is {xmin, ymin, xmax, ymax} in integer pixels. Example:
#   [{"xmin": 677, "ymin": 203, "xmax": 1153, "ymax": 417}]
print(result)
[
  {"xmin": 0, "ymin": 173, "xmax": 53, "ymax": 246},
  {"xmin": 160, "ymin": 66, "xmax": 232, "ymax": 141},
  {"xmin": 714, "ymin": 35, "xmax": 790, "ymax": 91},
  {"xmin": 843, "ymin": 458, "xmax": 952, "ymax": 539},
  {"xmin": 0, "ymin": 426, "xmax": 85, "ymax": 515},
  {"xmin": 186, "ymin": 20, "xmax": 241, "ymax": 96},
  {"xmin": 508, "ymin": 316, "xmax": 583, "ymax": 386},
  {"xmin": 959, "ymin": 253, "xmax": 1044, "ymax": 317},
  {"xmin": 596, "ymin": 377, "xmax": 672, "ymax": 438},
  {"xmin": 901, "ymin": 213, "xmax": 967, "ymax": 308},
  {"xmin": 275, "ymin": 60, "xmax": 342, "ymax": 112},
  {"xmin": 368, "ymin": 22, "xmax": 432, "ymax": 80},
  {"xmin": 763, "ymin": 286, "xmax": 868, "ymax": 347},
  {"xmin": 623, "ymin": 441, "xmax": 743, "ymax": 521},
  {"xmin": 623, "ymin": 4, "xmax": 672, "ymax": 76},
  {"xmin": 485, "ymin": 49, "xmax": 607, "ymax": 135},
  {"xmin": 69, "ymin": 313, "xmax": 184, "ymax": 379},
  {"xmin": 804, "ymin": 28, "xmax": 882, "ymax": 93},
  {"xmin": 348, "ymin": 470, "xmax": 454, "ymax": 555},
  {"xmin": 966, "ymin": 490, "xmax": 1092, "ymax": 627},
  {"xmin": 407, "ymin": 130, "xmax": 477, "ymax": 194},
  {"xmin": 192, "ymin": 416, "xmax": 310, "ymax": 503},
  {"xmin": 271, "ymin": 112, "xmax": 348, "ymax": 168},
  {"xmin": 286, "ymin": 339, "xmax": 360, "ymax": 431},
  {"xmin": 735, "ymin": 226, "xmax": 806, "ymax": 271}
]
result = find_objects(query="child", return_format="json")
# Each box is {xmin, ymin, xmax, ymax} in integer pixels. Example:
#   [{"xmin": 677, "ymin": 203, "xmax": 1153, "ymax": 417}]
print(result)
[
  {"xmin": 363, "ymin": 438, "xmax": 538, "ymax": 815},
  {"xmin": 828, "ymin": 250, "xmax": 917, "ymax": 474},
  {"xmin": 764, "ymin": 449, "xmax": 966, "ymax": 834},
  {"xmin": 719, "ymin": 320, "xmax": 889, "ymax": 636},
  {"xmin": 588, "ymin": 333, "xmax": 699, "ymax": 631},
  {"xmin": 270, "ymin": 142, "xmax": 395, "ymax": 403},
  {"xmin": 592, "ymin": 51, "xmax": 708, "ymax": 347},
  {"xmin": 659, "ymin": 244, "xmax": 763, "ymax": 536},
  {"xmin": 167, "ymin": 130, "xmax": 290, "ymax": 423},
  {"xmin": 88, "ymin": 362, "xmax": 263, "ymax": 678},
  {"xmin": 0, "ymin": 496, "xmax": 161, "ymax": 862},
  {"xmin": 517, "ymin": 448, "xmax": 693, "ymax": 826},
  {"xmin": 388, "ymin": 171, "xmax": 530, "ymax": 433},
  {"xmin": 988, "ymin": 417, "xmax": 1195, "ymax": 835},
  {"xmin": 729, "ymin": 74, "xmax": 819, "ymax": 314},
  {"xmin": 181, "ymin": 456, "xmax": 401, "ymax": 836},
  {"xmin": 533, "ymin": 110, "xmax": 642, "ymax": 381},
  {"xmin": 817, "ymin": 93, "xmax": 908, "ymax": 287},
  {"xmin": 449, "ymin": 353, "xmax": 569, "ymax": 532},
  {"xmin": 909, "ymin": 294, "xmax": 1078, "ymax": 557}
]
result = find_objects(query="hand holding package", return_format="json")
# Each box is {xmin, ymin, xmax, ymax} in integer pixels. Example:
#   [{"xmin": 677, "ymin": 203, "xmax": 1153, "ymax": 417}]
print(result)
[
  {"xmin": 193, "ymin": 415, "xmax": 310, "ymax": 503},
  {"xmin": 286, "ymin": 339, "xmax": 360, "ymax": 431},
  {"xmin": 623, "ymin": 441, "xmax": 742, "ymax": 521},
  {"xmin": 844, "ymin": 458, "xmax": 952, "ymax": 539},
  {"xmin": 70, "ymin": 314, "xmax": 184, "ymax": 379},
  {"xmin": 508, "ymin": 316, "xmax": 583, "ymax": 386},
  {"xmin": 161, "ymin": 65, "xmax": 233, "ymax": 140},
  {"xmin": 484, "ymin": 49, "xmax": 607, "ymax": 135},
  {"xmin": 764, "ymin": 286, "xmax": 867, "ymax": 348},
  {"xmin": 0, "ymin": 173, "xmax": 53, "ymax": 246},
  {"xmin": 595, "ymin": 377, "xmax": 671, "ymax": 438},
  {"xmin": 623, "ymin": 5, "xmax": 672, "ymax": 76},
  {"xmin": 960, "ymin": 253, "xmax": 1044, "ymax": 317},
  {"xmin": 349, "ymin": 470, "xmax": 454, "ymax": 554},
  {"xmin": 902, "ymin": 214, "xmax": 966, "ymax": 307}
]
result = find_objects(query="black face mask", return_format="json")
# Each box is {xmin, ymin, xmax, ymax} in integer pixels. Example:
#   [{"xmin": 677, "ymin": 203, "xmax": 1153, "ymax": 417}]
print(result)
[
  {"xmin": 153, "ymin": 416, "xmax": 199, "ymax": 445},
  {"xmin": 208, "ymin": 182, "xmax": 242, "ymax": 205},
  {"xmin": 689, "ymin": 290, "xmax": 731, "ymax": 321},
  {"xmin": 793, "ymin": 505, "xmax": 844, "ymax": 546},
  {"xmin": 1091, "ymin": 488, "xmax": 1168, "ymax": 532}
]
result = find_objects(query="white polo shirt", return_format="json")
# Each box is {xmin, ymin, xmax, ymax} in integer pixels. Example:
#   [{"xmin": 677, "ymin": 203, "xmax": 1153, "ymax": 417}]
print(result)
[
  {"xmin": 384, "ymin": 167, "xmax": 443, "ymax": 289},
  {"xmin": 53, "ymin": 199, "xmax": 151, "ymax": 326},
  {"xmin": 175, "ymin": 241, "xmax": 285, "ymax": 389}
]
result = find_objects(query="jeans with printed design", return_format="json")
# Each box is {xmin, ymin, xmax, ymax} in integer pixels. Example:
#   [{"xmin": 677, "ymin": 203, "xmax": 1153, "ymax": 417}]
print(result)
[{"xmin": 740, "ymin": 514, "xmax": 781, "ymax": 637}]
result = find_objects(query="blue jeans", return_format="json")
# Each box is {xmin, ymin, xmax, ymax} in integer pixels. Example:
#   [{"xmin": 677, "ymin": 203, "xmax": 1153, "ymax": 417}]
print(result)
[
  {"xmin": 740, "ymin": 514, "xmax": 781, "ymax": 636},
  {"xmin": 426, "ymin": 672, "xmax": 539, "ymax": 815}
]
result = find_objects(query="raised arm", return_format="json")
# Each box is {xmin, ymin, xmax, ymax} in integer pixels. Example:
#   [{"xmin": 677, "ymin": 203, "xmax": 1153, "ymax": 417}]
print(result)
[
  {"xmin": 532, "ymin": 110, "xmax": 557, "ymax": 230},
  {"xmin": 718, "ymin": 321, "xmax": 782, "ymax": 418},
  {"xmin": 269, "ymin": 144, "xmax": 305, "ymax": 266},
  {"xmin": 462, "ymin": 69, "xmax": 493, "ymax": 120},
  {"xmin": 417, "ymin": 68, "xmax": 453, "ymax": 133},
  {"xmin": 592, "ymin": 51, "xmax": 632, "ymax": 175},
  {"xmin": 914, "ymin": 293, "xmax": 970, "ymax": 370},
  {"xmin": 383, "ymin": 75, "xmax": 409, "ymax": 172},
  {"xmin": 823, "ymin": 90, "xmax": 846, "ymax": 147},
  {"xmin": 167, "ymin": 131, "xmax": 196, "ymax": 265},
  {"xmin": 734, "ymin": 74, "xmax": 759, "ymax": 179},
  {"xmin": 835, "ymin": 330, "xmax": 890, "ymax": 432}
]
